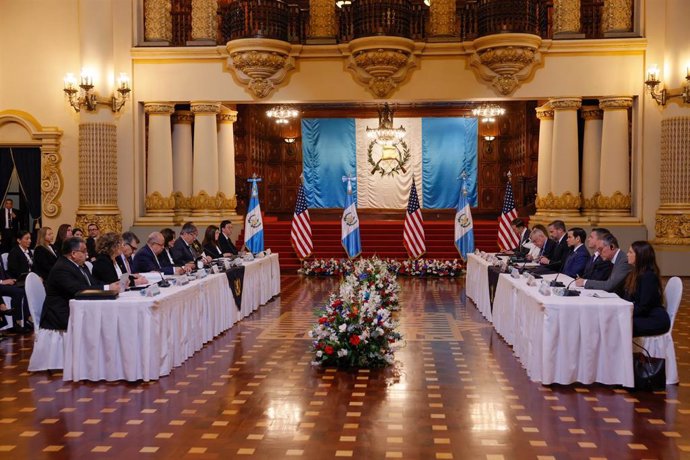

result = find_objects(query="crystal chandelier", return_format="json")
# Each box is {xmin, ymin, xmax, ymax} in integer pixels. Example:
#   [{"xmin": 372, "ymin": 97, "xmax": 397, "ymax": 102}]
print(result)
[
  {"xmin": 366, "ymin": 103, "xmax": 406, "ymax": 147},
  {"xmin": 266, "ymin": 105, "xmax": 300, "ymax": 124},
  {"xmin": 471, "ymin": 103, "xmax": 506, "ymax": 122}
]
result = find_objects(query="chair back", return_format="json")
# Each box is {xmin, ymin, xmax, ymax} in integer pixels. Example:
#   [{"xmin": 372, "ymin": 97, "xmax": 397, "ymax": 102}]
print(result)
[
  {"xmin": 25, "ymin": 272, "xmax": 46, "ymax": 334},
  {"xmin": 1, "ymin": 252, "xmax": 7, "ymax": 270},
  {"xmin": 664, "ymin": 276, "xmax": 683, "ymax": 327}
]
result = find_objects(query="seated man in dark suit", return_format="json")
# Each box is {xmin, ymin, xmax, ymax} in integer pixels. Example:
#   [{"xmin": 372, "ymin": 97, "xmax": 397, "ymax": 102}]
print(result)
[
  {"xmin": 582, "ymin": 227, "xmax": 613, "ymax": 281},
  {"xmin": 132, "ymin": 232, "xmax": 190, "ymax": 276},
  {"xmin": 538, "ymin": 219, "xmax": 569, "ymax": 272},
  {"xmin": 528, "ymin": 228, "xmax": 555, "ymax": 262},
  {"xmin": 561, "ymin": 227, "xmax": 589, "ymax": 278},
  {"xmin": 85, "ymin": 223, "xmax": 100, "ymax": 261},
  {"xmin": 218, "ymin": 220, "xmax": 239, "ymax": 256},
  {"xmin": 0, "ymin": 261, "xmax": 28, "ymax": 333},
  {"xmin": 40, "ymin": 237, "xmax": 120, "ymax": 331},
  {"xmin": 575, "ymin": 233, "xmax": 631, "ymax": 293},
  {"xmin": 172, "ymin": 222, "xmax": 212, "ymax": 266}
]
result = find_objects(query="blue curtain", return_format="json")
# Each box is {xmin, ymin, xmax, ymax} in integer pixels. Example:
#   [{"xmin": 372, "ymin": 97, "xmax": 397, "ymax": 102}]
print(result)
[
  {"xmin": 421, "ymin": 118, "xmax": 478, "ymax": 208},
  {"xmin": 10, "ymin": 148, "xmax": 42, "ymax": 220},
  {"xmin": 302, "ymin": 118, "xmax": 357, "ymax": 208}
]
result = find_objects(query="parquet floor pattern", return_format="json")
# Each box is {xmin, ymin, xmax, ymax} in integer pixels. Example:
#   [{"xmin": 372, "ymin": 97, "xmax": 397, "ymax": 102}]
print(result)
[{"xmin": 1, "ymin": 276, "xmax": 690, "ymax": 459}]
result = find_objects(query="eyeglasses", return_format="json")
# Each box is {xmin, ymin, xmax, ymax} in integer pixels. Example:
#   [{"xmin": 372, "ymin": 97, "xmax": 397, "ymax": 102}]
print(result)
[
  {"xmin": 151, "ymin": 242, "xmax": 163, "ymax": 247},
  {"xmin": 126, "ymin": 243, "xmax": 138, "ymax": 251}
]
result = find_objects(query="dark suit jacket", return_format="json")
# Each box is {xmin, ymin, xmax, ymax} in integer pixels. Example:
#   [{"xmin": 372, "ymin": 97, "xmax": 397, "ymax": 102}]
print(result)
[
  {"xmin": 544, "ymin": 235, "xmax": 569, "ymax": 272},
  {"xmin": 582, "ymin": 253, "xmax": 612, "ymax": 281},
  {"xmin": 40, "ymin": 256, "xmax": 102, "ymax": 331},
  {"xmin": 132, "ymin": 244, "xmax": 173, "ymax": 275},
  {"xmin": 91, "ymin": 253, "xmax": 123, "ymax": 285},
  {"xmin": 157, "ymin": 248, "xmax": 176, "ymax": 274},
  {"xmin": 584, "ymin": 249, "xmax": 632, "ymax": 293},
  {"xmin": 512, "ymin": 229, "xmax": 531, "ymax": 257},
  {"xmin": 86, "ymin": 237, "xmax": 97, "ymax": 260},
  {"xmin": 116, "ymin": 253, "xmax": 134, "ymax": 274},
  {"xmin": 204, "ymin": 243, "xmax": 223, "ymax": 259},
  {"xmin": 32, "ymin": 245, "xmax": 58, "ymax": 279},
  {"xmin": 218, "ymin": 233, "xmax": 238, "ymax": 255},
  {"xmin": 7, "ymin": 245, "xmax": 32, "ymax": 278},
  {"xmin": 562, "ymin": 244, "xmax": 589, "ymax": 278},
  {"xmin": 171, "ymin": 238, "xmax": 195, "ymax": 265}
]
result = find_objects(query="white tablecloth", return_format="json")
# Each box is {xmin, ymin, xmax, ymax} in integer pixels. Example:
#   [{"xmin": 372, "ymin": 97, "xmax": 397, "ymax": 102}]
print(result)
[
  {"xmin": 492, "ymin": 273, "xmax": 634, "ymax": 387},
  {"xmin": 63, "ymin": 254, "xmax": 281, "ymax": 382},
  {"xmin": 466, "ymin": 253, "xmax": 493, "ymax": 322}
]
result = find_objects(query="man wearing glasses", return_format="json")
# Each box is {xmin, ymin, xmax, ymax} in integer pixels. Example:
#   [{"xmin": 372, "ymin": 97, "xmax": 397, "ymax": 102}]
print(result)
[
  {"xmin": 85, "ymin": 223, "xmax": 100, "ymax": 261},
  {"xmin": 132, "ymin": 232, "xmax": 191, "ymax": 275},
  {"xmin": 41, "ymin": 237, "xmax": 120, "ymax": 331}
]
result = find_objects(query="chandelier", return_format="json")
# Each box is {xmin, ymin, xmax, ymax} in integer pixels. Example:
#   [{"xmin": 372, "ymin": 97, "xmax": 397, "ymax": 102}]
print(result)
[
  {"xmin": 266, "ymin": 105, "xmax": 300, "ymax": 124},
  {"xmin": 366, "ymin": 103, "xmax": 406, "ymax": 147},
  {"xmin": 471, "ymin": 103, "xmax": 506, "ymax": 122}
]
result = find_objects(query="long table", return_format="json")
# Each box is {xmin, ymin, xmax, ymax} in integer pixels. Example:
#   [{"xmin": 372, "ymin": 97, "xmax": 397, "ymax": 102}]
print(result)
[
  {"xmin": 466, "ymin": 253, "xmax": 634, "ymax": 387},
  {"xmin": 63, "ymin": 254, "xmax": 280, "ymax": 382}
]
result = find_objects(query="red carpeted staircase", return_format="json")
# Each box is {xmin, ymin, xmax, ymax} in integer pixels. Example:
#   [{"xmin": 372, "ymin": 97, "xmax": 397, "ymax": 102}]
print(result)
[{"xmin": 257, "ymin": 219, "xmax": 500, "ymax": 272}]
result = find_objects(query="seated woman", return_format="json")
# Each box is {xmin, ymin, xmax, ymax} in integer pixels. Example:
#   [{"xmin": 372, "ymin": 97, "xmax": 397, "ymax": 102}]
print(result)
[
  {"xmin": 202, "ymin": 225, "xmax": 225, "ymax": 259},
  {"xmin": 53, "ymin": 223, "xmax": 73, "ymax": 254},
  {"xmin": 623, "ymin": 241, "xmax": 671, "ymax": 337},
  {"xmin": 7, "ymin": 230, "xmax": 33, "ymax": 279},
  {"xmin": 33, "ymin": 226, "xmax": 58, "ymax": 280},
  {"xmin": 92, "ymin": 232, "xmax": 147, "ymax": 287}
]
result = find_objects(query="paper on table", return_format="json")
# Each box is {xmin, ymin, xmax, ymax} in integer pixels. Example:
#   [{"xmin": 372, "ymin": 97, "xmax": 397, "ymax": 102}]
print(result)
[{"xmin": 587, "ymin": 290, "xmax": 620, "ymax": 299}]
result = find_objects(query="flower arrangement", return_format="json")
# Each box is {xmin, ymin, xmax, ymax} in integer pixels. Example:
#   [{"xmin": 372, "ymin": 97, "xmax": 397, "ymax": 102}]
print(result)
[
  {"xmin": 300, "ymin": 257, "xmax": 464, "ymax": 278},
  {"xmin": 309, "ymin": 258, "xmax": 403, "ymax": 368}
]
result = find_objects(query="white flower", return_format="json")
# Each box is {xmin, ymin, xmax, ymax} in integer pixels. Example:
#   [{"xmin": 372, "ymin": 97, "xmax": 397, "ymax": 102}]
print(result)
[
  {"xmin": 339, "ymin": 323, "xmax": 347, "ymax": 332},
  {"xmin": 316, "ymin": 350, "xmax": 323, "ymax": 357},
  {"xmin": 337, "ymin": 349, "xmax": 348, "ymax": 357}
]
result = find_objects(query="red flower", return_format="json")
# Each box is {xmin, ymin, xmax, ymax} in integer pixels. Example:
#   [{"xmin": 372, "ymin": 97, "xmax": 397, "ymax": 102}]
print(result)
[
  {"xmin": 324, "ymin": 345, "xmax": 334, "ymax": 355},
  {"xmin": 318, "ymin": 317, "xmax": 328, "ymax": 324},
  {"xmin": 349, "ymin": 335, "xmax": 361, "ymax": 346}
]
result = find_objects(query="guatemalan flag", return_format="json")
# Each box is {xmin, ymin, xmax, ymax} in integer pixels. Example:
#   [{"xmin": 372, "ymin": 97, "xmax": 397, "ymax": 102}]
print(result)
[
  {"xmin": 454, "ymin": 177, "xmax": 474, "ymax": 260},
  {"xmin": 341, "ymin": 177, "xmax": 361, "ymax": 259},
  {"xmin": 244, "ymin": 177, "xmax": 264, "ymax": 253}
]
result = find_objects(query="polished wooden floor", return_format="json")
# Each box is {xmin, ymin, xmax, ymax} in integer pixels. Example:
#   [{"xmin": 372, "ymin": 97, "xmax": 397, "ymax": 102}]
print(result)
[{"xmin": 1, "ymin": 276, "xmax": 690, "ymax": 459}]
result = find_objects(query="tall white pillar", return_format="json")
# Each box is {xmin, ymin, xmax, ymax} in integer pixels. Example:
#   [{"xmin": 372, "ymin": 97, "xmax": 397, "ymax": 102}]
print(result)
[
  {"xmin": 217, "ymin": 107, "xmax": 238, "ymax": 216},
  {"xmin": 172, "ymin": 110, "xmax": 194, "ymax": 219},
  {"xmin": 549, "ymin": 97, "xmax": 582, "ymax": 218},
  {"xmin": 144, "ymin": 102, "xmax": 175, "ymax": 217},
  {"xmin": 191, "ymin": 101, "xmax": 221, "ymax": 217},
  {"xmin": 599, "ymin": 97, "xmax": 632, "ymax": 216},
  {"xmin": 534, "ymin": 105, "xmax": 554, "ymax": 218},
  {"xmin": 581, "ymin": 106, "xmax": 604, "ymax": 218}
]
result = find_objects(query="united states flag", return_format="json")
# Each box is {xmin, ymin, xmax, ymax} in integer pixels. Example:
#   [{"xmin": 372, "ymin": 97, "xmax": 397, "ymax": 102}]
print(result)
[
  {"xmin": 291, "ymin": 184, "xmax": 313, "ymax": 259},
  {"xmin": 403, "ymin": 179, "xmax": 426, "ymax": 259},
  {"xmin": 498, "ymin": 179, "xmax": 520, "ymax": 251}
]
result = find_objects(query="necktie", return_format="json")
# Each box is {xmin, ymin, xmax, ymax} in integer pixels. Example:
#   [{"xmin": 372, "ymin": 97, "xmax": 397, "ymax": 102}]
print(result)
[
  {"xmin": 79, "ymin": 266, "xmax": 92, "ymax": 286},
  {"xmin": 122, "ymin": 255, "xmax": 131, "ymax": 273},
  {"xmin": 5, "ymin": 209, "xmax": 9, "ymax": 229}
]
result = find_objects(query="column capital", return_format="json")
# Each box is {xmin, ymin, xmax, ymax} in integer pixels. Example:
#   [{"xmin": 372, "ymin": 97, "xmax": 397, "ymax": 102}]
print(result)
[
  {"xmin": 581, "ymin": 106, "xmax": 603, "ymax": 120},
  {"xmin": 218, "ymin": 107, "xmax": 238, "ymax": 124},
  {"xmin": 536, "ymin": 105, "xmax": 554, "ymax": 120},
  {"xmin": 191, "ymin": 101, "xmax": 222, "ymax": 115},
  {"xmin": 549, "ymin": 97, "xmax": 582, "ymax": 111},
  {"xmin": 172, "ymin": 110, "xmax": 194, "ymax": 124},
  {"xmin": 144, "ymin": 102, "xmax": 175, "ymax": 115},
  {"xmin": 599, "ymin": 97, "xmax": 633, "ymax": 110}
]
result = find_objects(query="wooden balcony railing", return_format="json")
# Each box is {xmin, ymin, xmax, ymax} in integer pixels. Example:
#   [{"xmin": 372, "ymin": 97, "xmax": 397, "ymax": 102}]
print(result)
[
  {"xmin": 353, "ymin": 0, "xmax": 413, "ymax": 39},
  {"xmin": 219, "ymin": 0, "xmax": 290, "ymax": 42}
]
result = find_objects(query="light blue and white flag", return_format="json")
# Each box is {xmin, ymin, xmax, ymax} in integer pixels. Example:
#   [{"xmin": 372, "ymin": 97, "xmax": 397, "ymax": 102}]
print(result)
[
  {"xmin": 341, "ymin": 176, "xmax": 361, "ymax": 259},
  {"xmin": 454, "ymin": 174, "xmax": 474, "ymax": 260},
  {"xmin": 244, "ymin": 176, "xmax": 264, "ymax": 253}
]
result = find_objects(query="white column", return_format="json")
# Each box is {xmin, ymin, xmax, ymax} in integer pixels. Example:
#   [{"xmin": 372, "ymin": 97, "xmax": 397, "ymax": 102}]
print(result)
[
  {"xmin": 217, "ymin": 107, "xmax": 238, "ymax": 216},
  {"xmin": 549, "ymin": 97, "xmax": 582, "ymax": 218},
  {"xmin": 581, "ymin": 106, "xmax": 603, "ymax": 217},
  {"xmin": 172, "ymin": 110, "xmax": 194, "ymax": 217},
  {"xmin": 144, "ymin": 102, "xmax": 175, "ymax": 217},
  {"xmin": 598, "ymin": 97, "xmax": 632, "ymax": 216},
  {"xmin": 534, "ymin": 105, "xmax": 554, "ymax": 218},
  {"xmin": 191, "ymin": 101, "xmax": 221, "ymax": 217}
]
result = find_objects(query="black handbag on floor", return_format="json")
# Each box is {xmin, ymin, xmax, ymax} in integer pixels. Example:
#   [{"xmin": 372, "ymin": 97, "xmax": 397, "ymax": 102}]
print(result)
[{"xmin": 632, "ymin": 343, "xmax": 665, "ymax": 391}]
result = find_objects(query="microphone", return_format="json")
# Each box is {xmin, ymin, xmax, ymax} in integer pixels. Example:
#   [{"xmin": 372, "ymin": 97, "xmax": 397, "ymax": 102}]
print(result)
[
  {"xmin": 564, "ymin": 277, "xmax": 581, "ymax": 296},
  {"xmin": 549, "ymin": 265, "xmax": 565, "ymax": 287},
  {"xmin": 156, "ymin": 270, "xmax": 170, "ymax": 288}
]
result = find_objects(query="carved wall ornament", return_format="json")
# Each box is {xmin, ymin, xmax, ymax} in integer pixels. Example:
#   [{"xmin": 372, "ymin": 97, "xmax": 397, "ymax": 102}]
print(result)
[
  {"xmin": 144, "ymin": 102, "xmax": 175, "ymax": 115},
  {"xmin": 190, "ymin": 190, "xmax": 216, "ymax": 210},
  {"xmin": 470, "ymin": 34, "xmax": 543, "ymax": 96},
  {"xmin": 535, "ymin": 105, "xmax": 554, "ymax": 121},
  {"xmin": 190, "ymin": 101, "xmax": 221, "ymax": 114},
  {"xmin": 549, "ymin": 97, "xmax": 582, "ymax": 110},
  {"xmin": 190, "ymin": 0, "xmax": 218, "ymax": 41},
  {"xmin": 308, "ymin": 0, "xmax": 337, "ymax": 39},
  {"xmin": 0, "ymin": 110, "xmax": 64, "ymax": 219},
  {"xmin": 535, "ymin": 191, "xmax": 582, "ymax": 210},
  {"xmin": 581, "ymin": 106, "xmax": 603, "ymax": 120},
  {"xmin": 218, "ymin": 110, "xmax": 238, "ymax": 124},
  {"xmin": 346, "ymin": 36, "xmax": 417, "ymax": 98},
  {"xmin": 602, "ymin": 0, "xmax": 633, "ymax": 33},
  {"xmin": 428, "ymin": 0, "xmax": 458, "ymax": 37},
  {"xmin": 75, "ymin": 214, "xmax": 123, "ymax": 234},
  {"xmin": 654, "ymin": 213, "xmax": 690, "ymax": 245},
  {"xmin": 595, "ymin": 191, "xmax": 631, "ymax": 210},
  {"xmin": 660, "ymin": 117, "xmax": 690, "ymax": 204},
  {"xmin": 144, "ymin": 0, "xmax": 172, "ymax": 42},
  {"xmin": 173, "ymin": 192, "xmax": 192, "ymax": 210},
  {"xmin": 553, "ymin": 0, "xmax": 581, "ymax": 35},
  {"xmin": 172, "ymin": 110, "xmax": 194, "ymax": 124},
  {"xmin": 216, "ymin": 192, "xmax": 237, "ymax": 210},
  {"xmin": 599, "ymin": 97, "xmax": 633, "ymax": 110},
  {"xmin": 226, "ymin": 38, "xmax": 295, "ymax": 99},
  {"xmin": 145, "ymin": 191, "xmax": 176, "ymax": 211}
]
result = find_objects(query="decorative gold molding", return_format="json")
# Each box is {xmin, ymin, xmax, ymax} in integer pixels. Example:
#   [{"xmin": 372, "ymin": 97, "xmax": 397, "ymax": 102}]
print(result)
[
  {"xmin": 218, "ymin": 108, "xmax": 238, "ymax": 124},
  {"xmin": 146, "ymin": 191, "xmax": 176, "ymax": 211},
  {"xmin": 549, "ymin": 97, "xmax": 582, "ymax": 110},
  {"xmin": 75, "ymin": 213, "xmax": 123, "ymax": 234},
  {"xmin": 535, "ymin": 191, "xmax": 582, "ymax": 210},
  {"xmin": 144, "ymin": 102, "xmax": 175, "ymax": 114},
  {"xmin": 190, "ymin": 0, "xmax": 218, "ymax": 41},
  {"xmin": 602, "ymin": 0, "xmax": 633, "ymax": 34},
  {"xmin": 308, "ymin": 0, "xmax": 337, "ymax": 39},
  {"xmin": 553, "ymin": 0, "xmax": 581, "ymax": 35},
  {"xmin": 596, "ymin": 191, "xmax": 631, "ymax": 209},
  {"xmin": 190, "ymin": 190, "xmax": 216, "ymax": 210},
  {"xmin": 0, "ymin": 110, "xmax": 63, "ymax": 219},
  {"xmin": 173, "ymin": 191, "xmax": 192, "ymax": 210},
  {"xmin": 172, "ymin": 110, "xmax": 194, "ymax": 124},
  {"xmin": 581, "ymin": 106, "xmax": 603, "ymax": 120},
  {"xmin": 599, "ymin": 96, "xmax": 633, "ymax": 110},
  {"xmin": 428, "ymin": 0, "xmax": 457, "ymax": 37},
  {"xmin": 190, "ymin": 101, "xmax": 221, "ymax": 115},
  {"xmin": 654, "ymin": 212, "xmax": 690, "ymax": 245},
  {"xmin": 216, "ymin": 192, "xmax": 237, "ymax": 211},
  {"xmin": 470, "ymin": 33, "xmax": 543, "ymax": 96},
  {"xmin": 144, "ymin": 0, "xmax": 172, "ymax": 42},
  {"xmin": 535, "ymin": 105, "xmax": 554, "ymax": 120},
  {"xmin": 226, "ymin": 38, "xmax": 295, "ymax": 98}
]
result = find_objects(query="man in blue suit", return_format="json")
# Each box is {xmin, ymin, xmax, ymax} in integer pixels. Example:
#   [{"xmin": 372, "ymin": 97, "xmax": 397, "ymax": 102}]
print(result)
[
  {"xmin": 582, "ymin": 227, "xmax": 613, "ymax": 281},
  {"xmin": 562, "ymin": 227, "xmax": 589, "ymax": 278},
  {"xmin": 132, "ymin": 232, "xmax": 190, "ymax": 276}
]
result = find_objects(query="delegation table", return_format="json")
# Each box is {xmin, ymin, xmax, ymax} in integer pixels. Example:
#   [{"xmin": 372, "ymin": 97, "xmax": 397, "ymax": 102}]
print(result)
[
  {"xmin": 63, "ymin": 254, "xmax": 280, "ymax": 382},
  {"xmin": 466, "ymin": 253, "xmax": 634, "ymax": 387}
]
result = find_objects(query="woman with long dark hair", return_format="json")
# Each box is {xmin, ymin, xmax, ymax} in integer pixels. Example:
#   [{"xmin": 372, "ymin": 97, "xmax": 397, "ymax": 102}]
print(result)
[
  {"xmin": 624, "ymin": 241, "xmax": 670, "ymax": 337},
  {"xmin": 202, "ymin": 225, "xmax": 223, "ymax": 259},
  {"xmin": 54, "ymin": 224, "xmax": 73, "ymax": 254}
]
